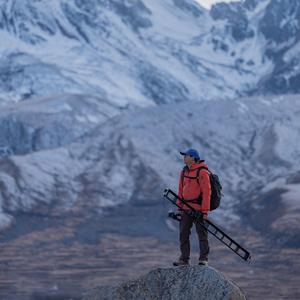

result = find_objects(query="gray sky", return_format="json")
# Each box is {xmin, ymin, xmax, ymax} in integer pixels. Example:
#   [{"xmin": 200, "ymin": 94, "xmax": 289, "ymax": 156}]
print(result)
[{"xmin": 194, "ymin": 0, "xmax": 240, "ymax": 9}]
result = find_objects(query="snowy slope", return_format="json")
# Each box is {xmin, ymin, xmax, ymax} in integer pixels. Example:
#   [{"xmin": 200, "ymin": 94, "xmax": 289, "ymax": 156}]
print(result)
[
  {"xmin": 0, "ymin": 93, "xmax": 120, "ymax": 156},
  {"xmin": 0, "ymin": 0, "xmax": 277, "ymax": 108},
  {"xmin": 1, "ymin": 0, "xmax": 300, "ymax": 108},
  {"xmin": 210, "ymin": 0, "xmax": 300, "ymax": 94},
  {"xmin": 0, "ymin": 94, "xmax": 300, "ymax": 239}
]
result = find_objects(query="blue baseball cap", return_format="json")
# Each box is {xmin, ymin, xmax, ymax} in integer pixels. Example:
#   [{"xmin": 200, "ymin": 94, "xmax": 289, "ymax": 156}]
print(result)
[{"xmin": 180, "ymin": 149, "xmax": 200, "ymax": 159}]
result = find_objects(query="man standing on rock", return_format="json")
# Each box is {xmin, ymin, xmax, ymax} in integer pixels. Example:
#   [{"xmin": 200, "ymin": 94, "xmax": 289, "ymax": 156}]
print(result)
[{"xmin": 173, "ymin": 149, "xmax": 211, "ymax": 266}]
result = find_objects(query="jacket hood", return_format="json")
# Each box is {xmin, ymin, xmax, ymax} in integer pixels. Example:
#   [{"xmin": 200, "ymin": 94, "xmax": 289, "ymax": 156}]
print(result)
[{"xmin": 189, "ymin": 160, "xmax": 208, "ymax": 171}]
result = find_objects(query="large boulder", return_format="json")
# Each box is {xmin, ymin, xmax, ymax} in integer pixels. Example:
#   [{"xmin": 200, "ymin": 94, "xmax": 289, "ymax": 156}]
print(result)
[{"xmin": 82, "ymin": 266, "xmax": 246, "ymax": 300}]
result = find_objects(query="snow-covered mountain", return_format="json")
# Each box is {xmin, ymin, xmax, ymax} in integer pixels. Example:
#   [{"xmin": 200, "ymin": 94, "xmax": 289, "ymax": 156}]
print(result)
[
  {"xmin": 1, "ymin": 3, "xmax": 300, "ymax": 300},
  {"xmin": 1, "ymin": 94, "xmax": 300, "ymax": 249},
  {"xmin": 0, "ymin": 0, "xmax": 213, "ymax": 106},
  {"xmin": 1, "ymin": 0, "xmax": 300, "ymax": 243},
  {"xmin": 2, "ymin": 0, "xmax": 299, "ymax": 109},
  {"xmin": 210, "ymin": 0, "xmax": 300, "ymax": 94}
]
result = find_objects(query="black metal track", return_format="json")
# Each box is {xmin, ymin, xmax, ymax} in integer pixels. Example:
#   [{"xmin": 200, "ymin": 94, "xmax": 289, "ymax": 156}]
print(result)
[{"xmin": 163, "ymin": 189, "xmax": 251, "ymax": 262}]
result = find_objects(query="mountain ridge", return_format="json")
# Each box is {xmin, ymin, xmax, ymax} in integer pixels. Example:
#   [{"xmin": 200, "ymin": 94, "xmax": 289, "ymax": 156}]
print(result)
[{"xmin": 1, "ymin": 0, "xmax": 300, "ymax": 107}]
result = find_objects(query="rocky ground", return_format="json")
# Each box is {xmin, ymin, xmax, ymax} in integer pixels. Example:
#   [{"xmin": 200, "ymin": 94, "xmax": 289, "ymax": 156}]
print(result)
[
  {"xmin": 0, "ymin": 200, "xmax": 299, "ymax": 300},
  {"xmin": 82, "ymin": 266, "xmax": 246, "ymax": 300}
]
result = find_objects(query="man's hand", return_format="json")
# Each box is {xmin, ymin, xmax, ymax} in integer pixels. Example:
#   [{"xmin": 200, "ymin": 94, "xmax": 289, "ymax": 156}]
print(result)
[
  {"xmin": 177, "ymin": 209, "xmax": 183, "ymax": 216},
  {"xmin": 168, "ymin": 212, "xmax": 182, "ymax": 221}
]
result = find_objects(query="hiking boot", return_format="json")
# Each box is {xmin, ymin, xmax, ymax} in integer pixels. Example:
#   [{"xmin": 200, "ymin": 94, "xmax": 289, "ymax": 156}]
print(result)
[
  {"xmin": 173, "ymin": 259, "xmax": 189, "ymax": 266},
  {"xmin": 198, "ymin": 260, "xmax": 208, "ymax": 266}
]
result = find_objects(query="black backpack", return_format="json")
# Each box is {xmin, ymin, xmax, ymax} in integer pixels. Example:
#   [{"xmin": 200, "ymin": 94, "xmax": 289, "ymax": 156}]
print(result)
[
  {"xmin": 181, "ymin": 166, "xmax": 222, "ymax": 211},
  {"xmin": 197, "ymin": 167, "xmax": 222, "ymax": 211}
]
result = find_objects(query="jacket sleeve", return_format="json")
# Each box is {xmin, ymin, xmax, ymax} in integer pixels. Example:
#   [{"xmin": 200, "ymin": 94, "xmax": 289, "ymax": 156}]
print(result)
[
  {"xmin": 177, "ymin": 171, "xmax": 184, "ymax": 210},
  {"xmin": 199, "ymin": 170, "xmax": 211, "ymax": 214}
]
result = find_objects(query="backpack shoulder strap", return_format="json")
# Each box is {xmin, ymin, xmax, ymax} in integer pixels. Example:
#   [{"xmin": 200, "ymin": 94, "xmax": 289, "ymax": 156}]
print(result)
[
  {"xmin": 196, "ymin": 166, "xmax": 210, "ymax": 184},
  {"xmin": 181, "ymin": 166, "xmax": 188, "ymax": 187}
]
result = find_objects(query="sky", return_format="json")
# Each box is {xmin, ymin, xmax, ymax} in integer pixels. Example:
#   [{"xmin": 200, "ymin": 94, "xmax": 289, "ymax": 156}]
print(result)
[{"xmin": 194, "ymin": 0, "xmax": 240, "ymax": 9}]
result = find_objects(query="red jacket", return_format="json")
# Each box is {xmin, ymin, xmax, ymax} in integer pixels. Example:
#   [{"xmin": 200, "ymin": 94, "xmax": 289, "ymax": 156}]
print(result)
[{"xmin": 177, "ymin": 161, "xmax": 211, "ymax": 214}]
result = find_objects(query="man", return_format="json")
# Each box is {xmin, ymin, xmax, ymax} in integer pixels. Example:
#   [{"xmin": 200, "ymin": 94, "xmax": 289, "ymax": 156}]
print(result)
[{"xmin": 173, "ymin": 149, "xmax": 211, "ymax": 266}]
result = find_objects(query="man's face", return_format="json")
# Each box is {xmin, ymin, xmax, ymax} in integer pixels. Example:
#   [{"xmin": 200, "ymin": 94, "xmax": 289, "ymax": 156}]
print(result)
[{"xmin": 183, "ymin": 155, "xmax": 194, "ymax": 166}]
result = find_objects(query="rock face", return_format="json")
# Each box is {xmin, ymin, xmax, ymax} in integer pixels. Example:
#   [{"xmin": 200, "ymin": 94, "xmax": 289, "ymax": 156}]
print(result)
[{"xmin": 82, "ymin": 266, "xmax": 246, "ymax": 300}]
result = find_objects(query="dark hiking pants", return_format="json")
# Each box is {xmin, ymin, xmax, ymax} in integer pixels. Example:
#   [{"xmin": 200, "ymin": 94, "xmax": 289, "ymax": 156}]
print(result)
[{"xmin": 179, "ymin": 213, "xmax": 209, "ymax": 261}]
